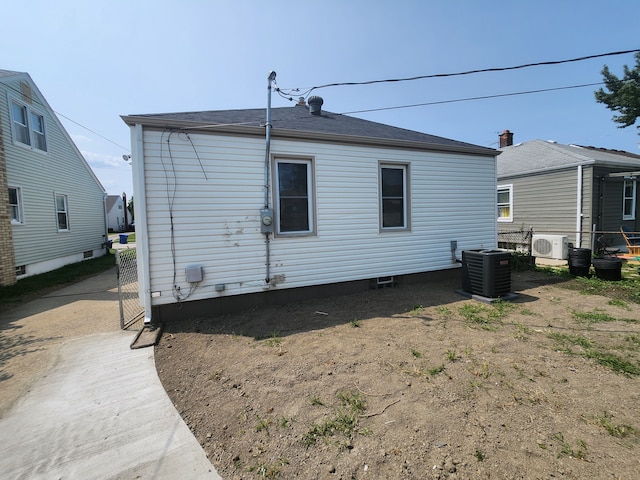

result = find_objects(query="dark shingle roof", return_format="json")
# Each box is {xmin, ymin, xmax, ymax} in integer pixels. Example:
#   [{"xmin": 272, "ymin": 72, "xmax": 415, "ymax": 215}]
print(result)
[{"xmin": 123, "ymin": 103, "xmax": 496, "ymax": 156}]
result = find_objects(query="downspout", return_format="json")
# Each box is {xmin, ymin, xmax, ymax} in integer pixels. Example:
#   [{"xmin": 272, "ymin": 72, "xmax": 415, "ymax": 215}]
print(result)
[
  {"xmin": 131, "ymin": 123, "xmax": 152, "ymax": 324},
  {"xmin": 263, "ymin": 71, "xmax": 276, "ymax": 285},
  {"xmin": 576, "ymin": 165, "xmax": 583, "ymax": 248}
]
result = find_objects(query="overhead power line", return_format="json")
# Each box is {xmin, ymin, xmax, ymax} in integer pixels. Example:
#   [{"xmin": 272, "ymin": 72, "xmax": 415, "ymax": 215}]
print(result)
[
  {"xmin": 338, "ymin": 82, "xmax": 605, "ymax": 115},
  {"xmin": 277, "ymin": 48, "xmax": 640, "ymax": 99}
]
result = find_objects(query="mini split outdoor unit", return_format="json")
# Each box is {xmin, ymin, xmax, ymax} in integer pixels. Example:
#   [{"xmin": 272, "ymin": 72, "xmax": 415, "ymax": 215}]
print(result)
[{"xmin": 531, "ymin": 234, "xmax": 569, "ymax": 260}]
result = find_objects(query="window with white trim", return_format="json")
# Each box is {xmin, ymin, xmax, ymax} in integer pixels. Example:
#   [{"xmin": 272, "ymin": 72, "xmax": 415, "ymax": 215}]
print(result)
[
  {"xmin": 55, "ymin": 193, "xmax": 70, "ymax": 231},
  {"xmin": 497, "ymin": 184, "xmax": 513, "ymax": 222},
  {"xmin": 8, "ymin": 186, "xmax": 23, "ymax": 224},
  {"xmin": 380, "ymin": 163, "xmax": 409, "ymax": 230},
  {"xmin": 275, "ymin": 158, "xmax": 314, "ymax": 235},
  {"xmin": 10, "ymin": 99, "xmax": 47, "ymax": 152},
  {"xmin": 623, "ymin": 178, "xmax": 636, "ymax": 220}
]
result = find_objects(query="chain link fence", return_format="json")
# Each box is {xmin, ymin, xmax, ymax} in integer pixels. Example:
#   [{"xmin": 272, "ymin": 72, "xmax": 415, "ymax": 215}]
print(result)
[
  {"xmin": 116, "ymin": 248, "xmax": 144, "ymax": 330},
  {"xmin": 497, "ymin": 228, "xmax": 533, "ymax": 255}
]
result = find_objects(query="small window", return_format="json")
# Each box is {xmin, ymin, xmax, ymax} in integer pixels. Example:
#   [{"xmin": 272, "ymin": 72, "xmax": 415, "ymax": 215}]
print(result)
[
  {"xmin": 8, "ymin": 186, "xmax": 24, "ymax": 224},
  {"xmin": 623, "ymin": 178, "xmax": 636, "ymax": 220},
  {"xmin": 15, "ymin": 265, "xmax": 26, "ymax": 276},
  {"xmin": 55, "ymin": 193, "xmax": 70, "ymax": 231},
  {"xmin": 275, "ymin": 158, "xmax": 314, "ymax": 235},
  {"xmin": 497, "ymin": 184, "xmax": 513, "ymax": 222},
  {"xmin": 380, "ymin": 163, "xmax": 409, "ymax": 230},
  {"xmin": 10, "ymin": 99, "xmax": 47, "ymax": 152}
]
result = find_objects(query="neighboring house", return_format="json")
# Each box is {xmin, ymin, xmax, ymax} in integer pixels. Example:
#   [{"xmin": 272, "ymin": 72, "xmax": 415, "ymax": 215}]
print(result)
[
  {"xmin": 0, "ymin": 70, "xmax": 107, "ymax": 286},
  {"xmin": 122, "ymin": 96, "xmax": 498, "ymax": 323},
  {"xmin": 496, "ymin": 130, "xmax": 640, "ymax": 251},
  {"xmin": 106, "ymin": 194, "xmax": 126, "ymax": 232}
]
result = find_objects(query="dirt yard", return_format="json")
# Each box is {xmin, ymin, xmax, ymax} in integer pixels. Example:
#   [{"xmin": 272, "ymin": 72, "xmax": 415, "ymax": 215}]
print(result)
[{"xmin": 155, "ymin": 268, "xmax": 640, "ymax": 479}]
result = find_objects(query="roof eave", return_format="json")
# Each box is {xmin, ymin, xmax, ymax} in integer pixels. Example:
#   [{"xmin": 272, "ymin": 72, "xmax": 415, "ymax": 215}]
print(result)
[{"xmin": 121, "ymin": 115, "xmax": 498, "ymax": 157}]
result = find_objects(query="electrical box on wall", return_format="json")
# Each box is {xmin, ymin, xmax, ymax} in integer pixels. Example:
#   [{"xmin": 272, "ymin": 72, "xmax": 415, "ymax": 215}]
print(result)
[
  {"xmin": 260, "ymin": 208, "xmax": 274, "ymax": 233},
  {"xmin": 185, "ymin": 265, "xmax": 203, "ymax": 283}
]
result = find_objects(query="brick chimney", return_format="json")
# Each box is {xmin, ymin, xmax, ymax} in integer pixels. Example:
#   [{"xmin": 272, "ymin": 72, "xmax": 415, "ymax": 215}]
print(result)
[{"xmin": 499, "ymin": 129, "xmax": 514, "ymax": 148}]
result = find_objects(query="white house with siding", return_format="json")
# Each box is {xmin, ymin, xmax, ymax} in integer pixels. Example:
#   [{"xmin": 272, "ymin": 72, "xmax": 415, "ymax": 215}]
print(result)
[
  {"xmin": 106, "ymin": 194, "xmax": 126, "ymax": 232},
  {"xmin": 0, "ymin": 70, "xmax": 107, "ymax": 285},
  {"xmin": 122, "ymin": 96, "xmax": 499, "ymax": 323}
]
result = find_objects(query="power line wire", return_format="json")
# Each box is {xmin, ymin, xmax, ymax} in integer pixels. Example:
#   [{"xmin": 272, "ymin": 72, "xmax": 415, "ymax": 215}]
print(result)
[
  {"xmin": 338, "ymin": 82, "xmax": 605, "ymax": 115},
  {"xmin": 54, "ymin": 111, "xmax": 130, "ymax": 151},
  {"xmin": 278, "ymin": 48, "xmax": 640, "ymax": 98}
]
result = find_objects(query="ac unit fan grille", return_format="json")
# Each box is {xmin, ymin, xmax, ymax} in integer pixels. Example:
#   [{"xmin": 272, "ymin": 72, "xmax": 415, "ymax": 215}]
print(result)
[{"xmin": 533, "ymin": 238, "xmax": 552, "ymax": 255}]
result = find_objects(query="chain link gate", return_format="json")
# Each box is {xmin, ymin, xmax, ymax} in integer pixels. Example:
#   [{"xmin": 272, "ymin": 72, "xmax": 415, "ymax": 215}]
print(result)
[{"xmin": 116, "ymin": 248, "xmax": 144, "ymax": 330}]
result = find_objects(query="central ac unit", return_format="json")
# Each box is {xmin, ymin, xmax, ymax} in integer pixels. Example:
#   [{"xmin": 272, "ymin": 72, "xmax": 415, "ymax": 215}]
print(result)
[{"xmin": 532, "ymin": 234, "xmax": 569, "ymax": 259}]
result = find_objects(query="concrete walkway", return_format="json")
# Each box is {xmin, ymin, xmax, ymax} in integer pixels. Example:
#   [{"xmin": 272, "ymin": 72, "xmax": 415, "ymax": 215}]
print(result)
[{"xmin": 0, "ymin": 265, "xmax": 221, "ymax": 479}]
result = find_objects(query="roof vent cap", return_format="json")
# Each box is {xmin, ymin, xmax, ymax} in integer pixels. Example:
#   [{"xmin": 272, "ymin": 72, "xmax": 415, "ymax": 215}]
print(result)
[{"xmin": 308, "ymin": 96, "xmax": 324, "ymax": 115}]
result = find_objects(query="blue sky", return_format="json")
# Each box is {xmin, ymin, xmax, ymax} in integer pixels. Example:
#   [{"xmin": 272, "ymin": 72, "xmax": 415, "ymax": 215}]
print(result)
[{"xmin": 3, "ymin": 0, "xmax": 640, "ymax": 197}]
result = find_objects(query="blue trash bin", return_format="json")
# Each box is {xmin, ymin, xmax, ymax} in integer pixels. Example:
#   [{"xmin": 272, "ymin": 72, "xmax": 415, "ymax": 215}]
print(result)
[{"xmin": 119, "ymin": 234, "xmax": 129, "ymax": 244}]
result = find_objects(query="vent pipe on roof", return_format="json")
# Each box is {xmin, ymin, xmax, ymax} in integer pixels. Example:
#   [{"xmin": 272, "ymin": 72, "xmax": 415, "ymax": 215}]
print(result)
[
  {"xmin": 499, "ymin": 129, "xmax": 514, "ymax": 148},
  {"xmin": 308, "ymin": 96, "xmax": 324, "ymax": 115}
]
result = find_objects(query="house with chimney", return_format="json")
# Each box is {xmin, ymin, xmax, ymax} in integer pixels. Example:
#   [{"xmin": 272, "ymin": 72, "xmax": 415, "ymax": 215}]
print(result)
[
  {"xmin": 122, "ymin": 96, "xmax": 499, "ymax": 323},
  {"xmin": 497, "ymin": 130, "xmax": 640, "ymax": 253}
]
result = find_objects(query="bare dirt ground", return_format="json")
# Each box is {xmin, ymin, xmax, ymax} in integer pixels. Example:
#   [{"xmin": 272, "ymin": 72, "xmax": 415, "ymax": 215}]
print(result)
[{"xmin": 156, "ymin": 268, "xmax": 640, "ymax": 479}]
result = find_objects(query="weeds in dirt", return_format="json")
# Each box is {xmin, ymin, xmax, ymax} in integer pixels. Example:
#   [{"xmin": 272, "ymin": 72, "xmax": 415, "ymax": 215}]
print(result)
[
  {"xmin": 591, "ymin": 412, "xmax": 638, "ymax": 438},
  {"xmin": 410, "ymin": 348, "xmax": 422, "ymax": 358},
  {"xmin": 474, "ymin": 449, "xmax": 485, "ymax": 461},
  {"xmin": 549, "ymin": 332, "xmax": 640, "ymax": 376},
  {"xmin": 552, "ymin": 432, "xmax": 587, "ymax": 459},
  {"xmin": 310, "ymin": 395, "xmax": 324, "ymax": 406},
  {"xmin": 428, "ymin": 365, "xmax": 445, "ymax": 376},
  {"xmin": 408, "ymin": 304, "xmax": 425, "ymax": 316},
  {"xmin": 303, "ymin": 390, "xmax": 366, "ymax": 447},
  {"xmin": 446, "ymin": 349, "xmax": 458, "ymax": 362},
  {"xmin": 349, "ymin": 319, "xmax": 361, "ymax": 328},
  {"xmin": 458, "ymin": 300, "xmax": 515, "ymax": 330},
  {"xmin": 255, "ymin": 417, "xmax": 272, "ymax": 433},
  {"xmin": 572, "ymin": 309, "xmax": 637, "ymax": 324},
  {"xmin": 248, "ymin": 457, "xmax": 289, "ymax": 479},
  {"xmin": 562, "ymin": 274, "xmax": 640, "ymax": 304},
  {"xmin": 264, "ymin": 331, "xmax": 282, "ymax": 347}
]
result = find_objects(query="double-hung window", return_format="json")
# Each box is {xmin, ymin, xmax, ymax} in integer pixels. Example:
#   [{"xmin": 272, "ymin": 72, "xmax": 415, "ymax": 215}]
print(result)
[
  {"xmin": 55, "ymin": 193, "xmax": 70, "ymax": 231},
  {"xmin": 9, "ymin": 186, "xmax": 23, "ymax": 224},
  {"xmin": 380, "ymin": 163, "xmax": 409, "ymax": 230},
  {"xmin": 275, "ymin": 158, "xmax": 314, "ymax": 235},
  {"xmin": 497, "ymin": 184, "xmax": 513, "ymax": 222},
  {"xmin": 10, "ymin": 99, "xmax": 47, "ymax": 152},
  {"xmin": 623, "ymin": 178, "xmax": 636, "ymax": 220}
]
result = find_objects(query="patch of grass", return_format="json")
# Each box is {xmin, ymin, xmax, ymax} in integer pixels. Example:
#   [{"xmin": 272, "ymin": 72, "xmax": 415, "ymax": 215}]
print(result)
[
  {"xmin": 446, "ymin": 349, "xmax": 458, "ymax": 362},
  {"xmin": 410, "ymin": 348, "xmax": 422, "ymax": 358},
  {"xmin": 608, "ymin": 298, "xmax": 631, "ymax": 310},
  {"xmin": 572, "ymin": 309, "xmax": 637, "ymax": 324},
  {"xmin": 552, "ymin": 432, "xmax": 587, "ymax": 459},
  {"xmin": 248, "ymin": 457, "xmax": 289, "ymax": 479},
  {"xmin": 303, "ymin": 391, "xmax": 367, "ymax": 447},
  {"xmin": 408, "ymin": 304, "xmax": 425, "ymax": 316},
  {"xmin": 255, "ymin": 417, "xmax": 272, "ymax": 433},
  {"xmin": 474, "ymin": 449, "xmax": 485, "ymax": 461},
  {"xmin": 349, "ymin": 319, "xmax": 361, "ymax": 328},
  {"xmin": 548, "ymin": 332, "xmax": 640, "ymax": 376},
  {"xmin": 310, "ymin": 395, "xmax": 324, "ymax": 406},
  {"xmin": 512, "ymin": 323, "xmax": 532, "ymax": 341},
  {"xmin": 458, "ymin": 300, "xmax": 515, "ymax": 330},
  {"xmin": 562, "ymin": 274, "xmax": 640, "ymax": 304},
  {"xmin": 0, "ymin": 254, "xmax": 115, "ymax": 305},
  {"xmin": 436, "ymin": 306, "xmax": 452, "ymax": 317},
  {"xmin": 428, "ymin": 364, "xmax": 445, "ymax": 376},
  {"xmin": 593, "ymin": 412, "xmax": 638, "ymax": 438},
  {"xmin": 279, "ymin": 416, "xmax": 294, "ymax": 428},
  {"xmin": 264, "ymin": 331, "xmax": 282, "ymax": 347}
]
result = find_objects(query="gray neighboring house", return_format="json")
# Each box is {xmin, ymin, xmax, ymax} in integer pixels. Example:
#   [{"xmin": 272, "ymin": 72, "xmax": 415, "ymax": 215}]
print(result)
[
  {"xmin": 0, "ymin": 70, "xmax": 108, "ymax": 286},
  {"xmin": 122, "ymin": 97, "xmax": 499, "ymax": 324},
  {"xmin": 497, "ymin": 130, "xmax": 640, "ymax": 251}
]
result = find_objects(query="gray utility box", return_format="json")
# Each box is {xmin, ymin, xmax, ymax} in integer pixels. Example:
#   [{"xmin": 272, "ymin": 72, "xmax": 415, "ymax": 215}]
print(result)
[{"xmin": 461, "ymin": 249, "xmax": 511, "ymax": 298}]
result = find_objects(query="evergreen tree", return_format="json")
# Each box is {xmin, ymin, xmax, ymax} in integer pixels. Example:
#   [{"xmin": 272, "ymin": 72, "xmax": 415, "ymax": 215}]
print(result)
[{"xmin": 594, "ymin": 52, "xmax": 640, "ymax": 132}]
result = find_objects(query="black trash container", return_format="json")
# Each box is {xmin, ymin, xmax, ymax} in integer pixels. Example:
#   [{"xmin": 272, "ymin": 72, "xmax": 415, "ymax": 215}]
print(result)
[
  {"xmin": 592, "ymin": 257, "xmax": 622, "ymax": 281},
  {"xmin": 461, "ymin": 249, "xmax": 511, "ymax": 298},
  {"xmin": 568, "ymin": 248, "xmax": 591, "ymax": 277}
]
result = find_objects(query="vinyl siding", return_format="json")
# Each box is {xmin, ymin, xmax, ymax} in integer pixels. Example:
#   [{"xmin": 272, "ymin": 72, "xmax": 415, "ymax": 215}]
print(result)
[
  {"xmin": 1, "ymin": 78, "xmax": 106, "ymax": 272},
  {"xmin": 140, "ymin": 129, "xmax": 497, "ymax": 306},
  {"xmin": 498, "ymin": 167, "xmax": 593, "ymax": 247}
]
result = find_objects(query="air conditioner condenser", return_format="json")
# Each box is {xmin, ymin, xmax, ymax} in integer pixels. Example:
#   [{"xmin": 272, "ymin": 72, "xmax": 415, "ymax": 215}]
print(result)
[{"xmin": 532, "ymin": 234, "xmax": 569, "ymax": 260}]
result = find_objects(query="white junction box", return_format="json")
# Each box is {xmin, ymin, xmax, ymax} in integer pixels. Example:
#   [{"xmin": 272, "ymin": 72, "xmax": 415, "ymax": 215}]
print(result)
[
  {"xmin": 185, "ymin": 265, "xmax": 204, "ymax": 283},
  {"xmin": 532, "ymin": 234, "xmax": 569, "ymax": 260}
]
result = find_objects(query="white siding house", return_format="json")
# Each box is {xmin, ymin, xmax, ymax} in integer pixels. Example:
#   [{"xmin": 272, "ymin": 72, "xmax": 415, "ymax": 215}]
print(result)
[
  {"xmin": 106, "ymin": 195, "xmax": 126, "ymax": 232},
  {"xmin": 122, "ymin": 98, "xmax": 498, "ymax": 323},
  {"xmin": 0, "ymin": 70, "xmax": 107, "ymax": 285}
]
